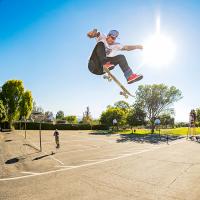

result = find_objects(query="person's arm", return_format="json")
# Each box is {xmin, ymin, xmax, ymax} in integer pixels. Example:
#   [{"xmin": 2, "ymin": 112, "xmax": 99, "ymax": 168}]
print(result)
[
  {"xmin": 121, "ymin": 45, "xmax": 143, "ymax": 51},
  {"xmin": 87, "ymin": 29, "xmax": 100, "ymax": 38}
]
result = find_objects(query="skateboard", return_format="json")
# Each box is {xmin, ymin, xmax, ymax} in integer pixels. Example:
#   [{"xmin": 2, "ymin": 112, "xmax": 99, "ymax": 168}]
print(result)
[{"xmin": 103, "ymin": 67, "xmax": 134, "ymax": 98}]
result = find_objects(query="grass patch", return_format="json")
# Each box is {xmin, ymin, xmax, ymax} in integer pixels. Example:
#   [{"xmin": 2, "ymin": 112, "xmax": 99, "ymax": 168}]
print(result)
[{"xmin": 117, "ymin": 127, "xmax": 200, "ymax": 136}]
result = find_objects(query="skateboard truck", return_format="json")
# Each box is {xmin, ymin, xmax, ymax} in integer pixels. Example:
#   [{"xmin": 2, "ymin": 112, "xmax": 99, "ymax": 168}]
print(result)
[
  {"xmin": 103, "ymin": 66, "xmax": 134, "ymax": 98},
  {"xmin": 103, "ymin": 74, "xmax": 112, "ymax": 82}
]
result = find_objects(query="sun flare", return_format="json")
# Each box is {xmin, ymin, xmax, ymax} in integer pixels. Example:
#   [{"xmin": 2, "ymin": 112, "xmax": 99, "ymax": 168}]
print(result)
[{"xmin": 143, "ymin": 16, "xmax": 176, "ymax": 68}]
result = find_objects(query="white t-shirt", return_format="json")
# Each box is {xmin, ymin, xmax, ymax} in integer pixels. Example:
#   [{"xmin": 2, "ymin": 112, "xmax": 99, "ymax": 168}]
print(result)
[{"xmin": 96, "ymin": 32, "xmax": 123, "ymax": 57}]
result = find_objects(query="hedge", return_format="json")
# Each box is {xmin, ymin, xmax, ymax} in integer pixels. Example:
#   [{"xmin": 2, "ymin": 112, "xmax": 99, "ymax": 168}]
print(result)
[{"xmin": 13, "ymin": 122, "xmax": 109, "ymax": 130}]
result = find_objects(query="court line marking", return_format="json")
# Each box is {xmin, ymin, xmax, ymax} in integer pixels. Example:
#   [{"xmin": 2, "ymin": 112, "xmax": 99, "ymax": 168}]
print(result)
[
  {"xmin": 21, "ymin": 171, "xmax": 40, "ymax": 175},
  {"xmin": 49, "ymin": 155, "xmax": 64, "ymax": 165},
  {"xmin": 83, "ymin": 159, "xmax": 105, "ymax": 162},
  {"xmin": 0, "ymin": 139, "xmax": 185, "ymax": 182},
  {"xmin": 54, "ymin": 166, "xmax": 76, "ymax": 168}
]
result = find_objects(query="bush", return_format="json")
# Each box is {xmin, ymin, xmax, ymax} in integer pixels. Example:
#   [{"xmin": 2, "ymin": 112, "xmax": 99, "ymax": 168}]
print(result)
[
  {"xmin": 0, "ymin": 121, "xmax": 11, "ymax": 131},
  {"xmin": 13, "ymin": 122, "xmax": 109, "ymax": 130}
]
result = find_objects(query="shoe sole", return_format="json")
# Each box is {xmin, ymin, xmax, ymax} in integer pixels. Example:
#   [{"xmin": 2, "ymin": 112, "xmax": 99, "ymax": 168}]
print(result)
[{"xmin": 128, "ymin": 75, "xmax": 143, "ymax": 84}]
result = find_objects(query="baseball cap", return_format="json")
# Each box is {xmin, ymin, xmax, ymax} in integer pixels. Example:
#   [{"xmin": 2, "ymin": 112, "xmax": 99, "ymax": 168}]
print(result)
[{"xmin": 107, "ymin": 30, "xmax": 119, "ymax": 38}]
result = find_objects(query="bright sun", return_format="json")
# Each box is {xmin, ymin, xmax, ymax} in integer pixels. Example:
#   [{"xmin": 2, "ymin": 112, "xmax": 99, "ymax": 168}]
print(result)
[{"xmin": 143, "ymin": 16, "xmax": 176, "ymax": 68}]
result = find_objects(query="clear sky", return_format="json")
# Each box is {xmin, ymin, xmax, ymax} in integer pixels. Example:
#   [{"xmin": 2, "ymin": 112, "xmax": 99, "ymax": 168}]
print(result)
[{"xmin": 0, "ymin": 0, "xmax": 200, "ymax": 122}]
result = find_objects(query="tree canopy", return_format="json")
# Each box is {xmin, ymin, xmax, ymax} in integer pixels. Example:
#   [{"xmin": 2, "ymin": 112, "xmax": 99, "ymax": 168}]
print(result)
[
  {"xmin": 0, "ymin": 100, "xmax": 6, "ymax": 122},
  {"xmin": 126, "ymin": 105, "xmax": 146, "ymax": 127},
  {"xmin": 82, "ymin": 106, "xmax": 92, "ymax": 124},
  {"xmin": 20, "ymin": 90, "xmax": 33, "ymax": 120},
  {"xmin": 66, "ymin": 115, "xmax": 78, "ymax": 124},
  {"xmin": 0, "ymin": 80, "xmax": 33, "ymax": 127},
  {"xmin": 1, "ymin": 80, "xmax": 24, "ymax": 125},
  {"xmin": 134, "ymin": 84, "xmax": 182, "ymax": 132},
  {"xmin": 100, "ymin": 106, "xmax": 127, "ymax": 127},
  {"xmin": 56, "ymin": 110, "xmax": 65, "ymax": 120}
]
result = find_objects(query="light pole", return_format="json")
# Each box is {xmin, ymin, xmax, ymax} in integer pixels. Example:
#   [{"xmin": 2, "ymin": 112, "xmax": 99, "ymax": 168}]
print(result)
[{"xmin": 21, "ymin": 116, "xmax": 27, "ymax": 139}]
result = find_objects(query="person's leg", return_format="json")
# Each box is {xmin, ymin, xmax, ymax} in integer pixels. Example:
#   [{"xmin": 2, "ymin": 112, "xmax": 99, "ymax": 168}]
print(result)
[
  {"xmin": 88, "ymin": 42, "xmax": 106, "ymax": 75},
  {"xmin": 55, "ymin": 137, "xmax": 59, "ymax": 148},
  {"xmin": 88, "ymin": 42, "xmax": 114, "ymax": 75},
  {"xmin": 107, "ymin": 55, "xmax": 143, "ymax": 84},
  {"xmin": 57, "ymin": 139, "xmax": 60, "ymax": 148},
  {"xmin": 107, "ymin": 55, "xmax": 133, "ymax": 79},
  {"xmin": 93, "ymin": 42, "xmax": 107, "ymax": 65}
]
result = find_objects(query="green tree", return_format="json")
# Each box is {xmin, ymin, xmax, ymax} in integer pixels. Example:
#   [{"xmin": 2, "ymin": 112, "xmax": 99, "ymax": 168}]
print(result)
[
  {"xmin": 20, "ymin": 90, "xmax": 33, "ymax": 120},
  {"xmin": 100, "ymin": 106, "xmax": 126, "ymax": 127},
  {"xmin": 92, "ymin": 119, "xmax": 100, "ymax": 125},
  {"xmin": 114, "ymin": 101, "xmax": 130, "ymax": 113},
  {"xmin": 44, "ymin": 111, "xmax": 54, "ymax": 122},
  {"xmin": 56, "ymin": 110, "xmax": 65, "ymax": 120},
  {"xmin": 66, "ymin": 115, "xmax": 78, "ymax": 124},
  {"xmin": 135, "ymin": 84, "xmax": 182, "ymax": 133},
  {"xmin": 196, "ymin": 108, "xmax": 200, "ymax": 123},
  {"xmin": 32, "ymin": 101, "xmax": 44, "ymax": 113},
  {"xmin": 82, "ymin": 106, "xmax": 92, "ymax": 124},
  {"xmin": 159, "ymin": 113, "xmax": 175, "ymax": 128},
  {"xmin": 0, "ymin": 100, "xmax": 7, "ymax": 122},
  {"xmin": 1, "ymin": 80, "xmax": 24, "ymax": 127},
  {"xmin": 126, "ymin": 105, "xmax": 146, "ymax": 132}
]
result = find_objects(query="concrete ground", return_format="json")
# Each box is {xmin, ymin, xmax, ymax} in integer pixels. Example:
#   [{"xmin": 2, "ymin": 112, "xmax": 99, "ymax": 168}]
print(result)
[{"xmin": 0, "ymin": 130, "xmax": 200, "ymax": 200}]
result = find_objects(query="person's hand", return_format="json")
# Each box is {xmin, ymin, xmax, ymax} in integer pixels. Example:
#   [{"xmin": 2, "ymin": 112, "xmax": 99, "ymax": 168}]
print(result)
[
  {"xmin": 87, "ymin": 29, "xmax": 97, "ymax": 38},
  {"xmin": 87, "ymin": 31, "xmax": 95, "ymax": 38},
  {"xmin": 137, "ymin": 45, "xmax": 143, "ymax": 50}
]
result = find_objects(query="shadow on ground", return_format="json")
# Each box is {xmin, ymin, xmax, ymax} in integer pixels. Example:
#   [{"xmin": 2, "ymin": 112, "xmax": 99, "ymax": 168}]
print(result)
[
  {"xmin": 5, "ymin": 157, "xmax": 20, "ymax": 164},
  {"xmin": 89, "ymin": 130, "xmax": 114, "ymax": 136},
  {"xmin": 32, "ymin": 152, "xmax": 55, "ymax": 161},
  {"xmin": 4, "ymin": 139, "xmax": 12, "ymax": 142},
  {"xmin": 116, "ymin": 134, "xmax": 184, "ymax": 144}
]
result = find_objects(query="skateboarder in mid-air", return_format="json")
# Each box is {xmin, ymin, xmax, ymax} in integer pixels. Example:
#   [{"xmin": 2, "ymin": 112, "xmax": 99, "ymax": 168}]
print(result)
[{"xmin": 87, "ymin": 29, "xmax": 143, "ymax": 84}]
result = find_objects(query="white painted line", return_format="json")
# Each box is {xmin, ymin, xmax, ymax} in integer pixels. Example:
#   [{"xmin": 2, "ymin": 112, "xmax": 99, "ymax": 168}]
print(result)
[
  {"xmin": 50, "ymin": 156, "xmax": 64, "ymax": 165},
  {"xmin": 21, "ymin": 171, "xmax": 40, "ymax": 175},
  {"xmin": 83, "ymin": 159, "xmax": 105, "ymax": 162},
  {"xmin": 32, "ymin": 149, "xmax": 65, "ymax": 166},
  {"xmin": 118, "ymin": 153, "xmax": 132, "ymax": 156},
  {"xmin": 54, "ymin": 166, "xmax": 75, "ymax": 168},
  {"xmin": 0, "ymin": 139, "xmax": 185, "ymax": 182}
]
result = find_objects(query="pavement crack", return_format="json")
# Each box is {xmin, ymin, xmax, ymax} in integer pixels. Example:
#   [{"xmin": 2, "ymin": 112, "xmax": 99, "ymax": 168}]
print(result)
[
  {"xmin": 82, "ymin": 174, "xmax": 139, "ymax": 198},
  {"xmin": 167, "ymin": 163, "xmax": 193, "ymax": 188}
]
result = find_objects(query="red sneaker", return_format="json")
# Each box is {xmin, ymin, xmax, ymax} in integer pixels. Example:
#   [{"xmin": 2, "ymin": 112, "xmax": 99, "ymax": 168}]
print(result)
[
  {"xmin": 103, "ymin": 62, "xmax": 114, "ymax": 71},
  {"xmin": 127, "ymin": 73, "xmax": 143, "ymax": 84}
]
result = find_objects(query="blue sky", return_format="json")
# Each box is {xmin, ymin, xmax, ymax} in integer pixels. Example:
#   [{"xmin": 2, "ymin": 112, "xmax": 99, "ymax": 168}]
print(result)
[{"xmin": 0, "ymin": 0, "xmax": 200, "ymax": 122}]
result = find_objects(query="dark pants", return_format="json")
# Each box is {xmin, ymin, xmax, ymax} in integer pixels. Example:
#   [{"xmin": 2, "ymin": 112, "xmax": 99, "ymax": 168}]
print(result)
[
  {"xmin": 55, "ymin": 137, "xmax": 60, "ymax": 148},
  {"xmin": 88, "ymin": 42, "xmax": 133, "ymax": 77}
]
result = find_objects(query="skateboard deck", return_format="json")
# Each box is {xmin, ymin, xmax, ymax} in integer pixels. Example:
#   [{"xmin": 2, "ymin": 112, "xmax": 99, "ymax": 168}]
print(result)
[{"xmin": 103, "ymin": 67, "xmax": 134, "ymax": 98}]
